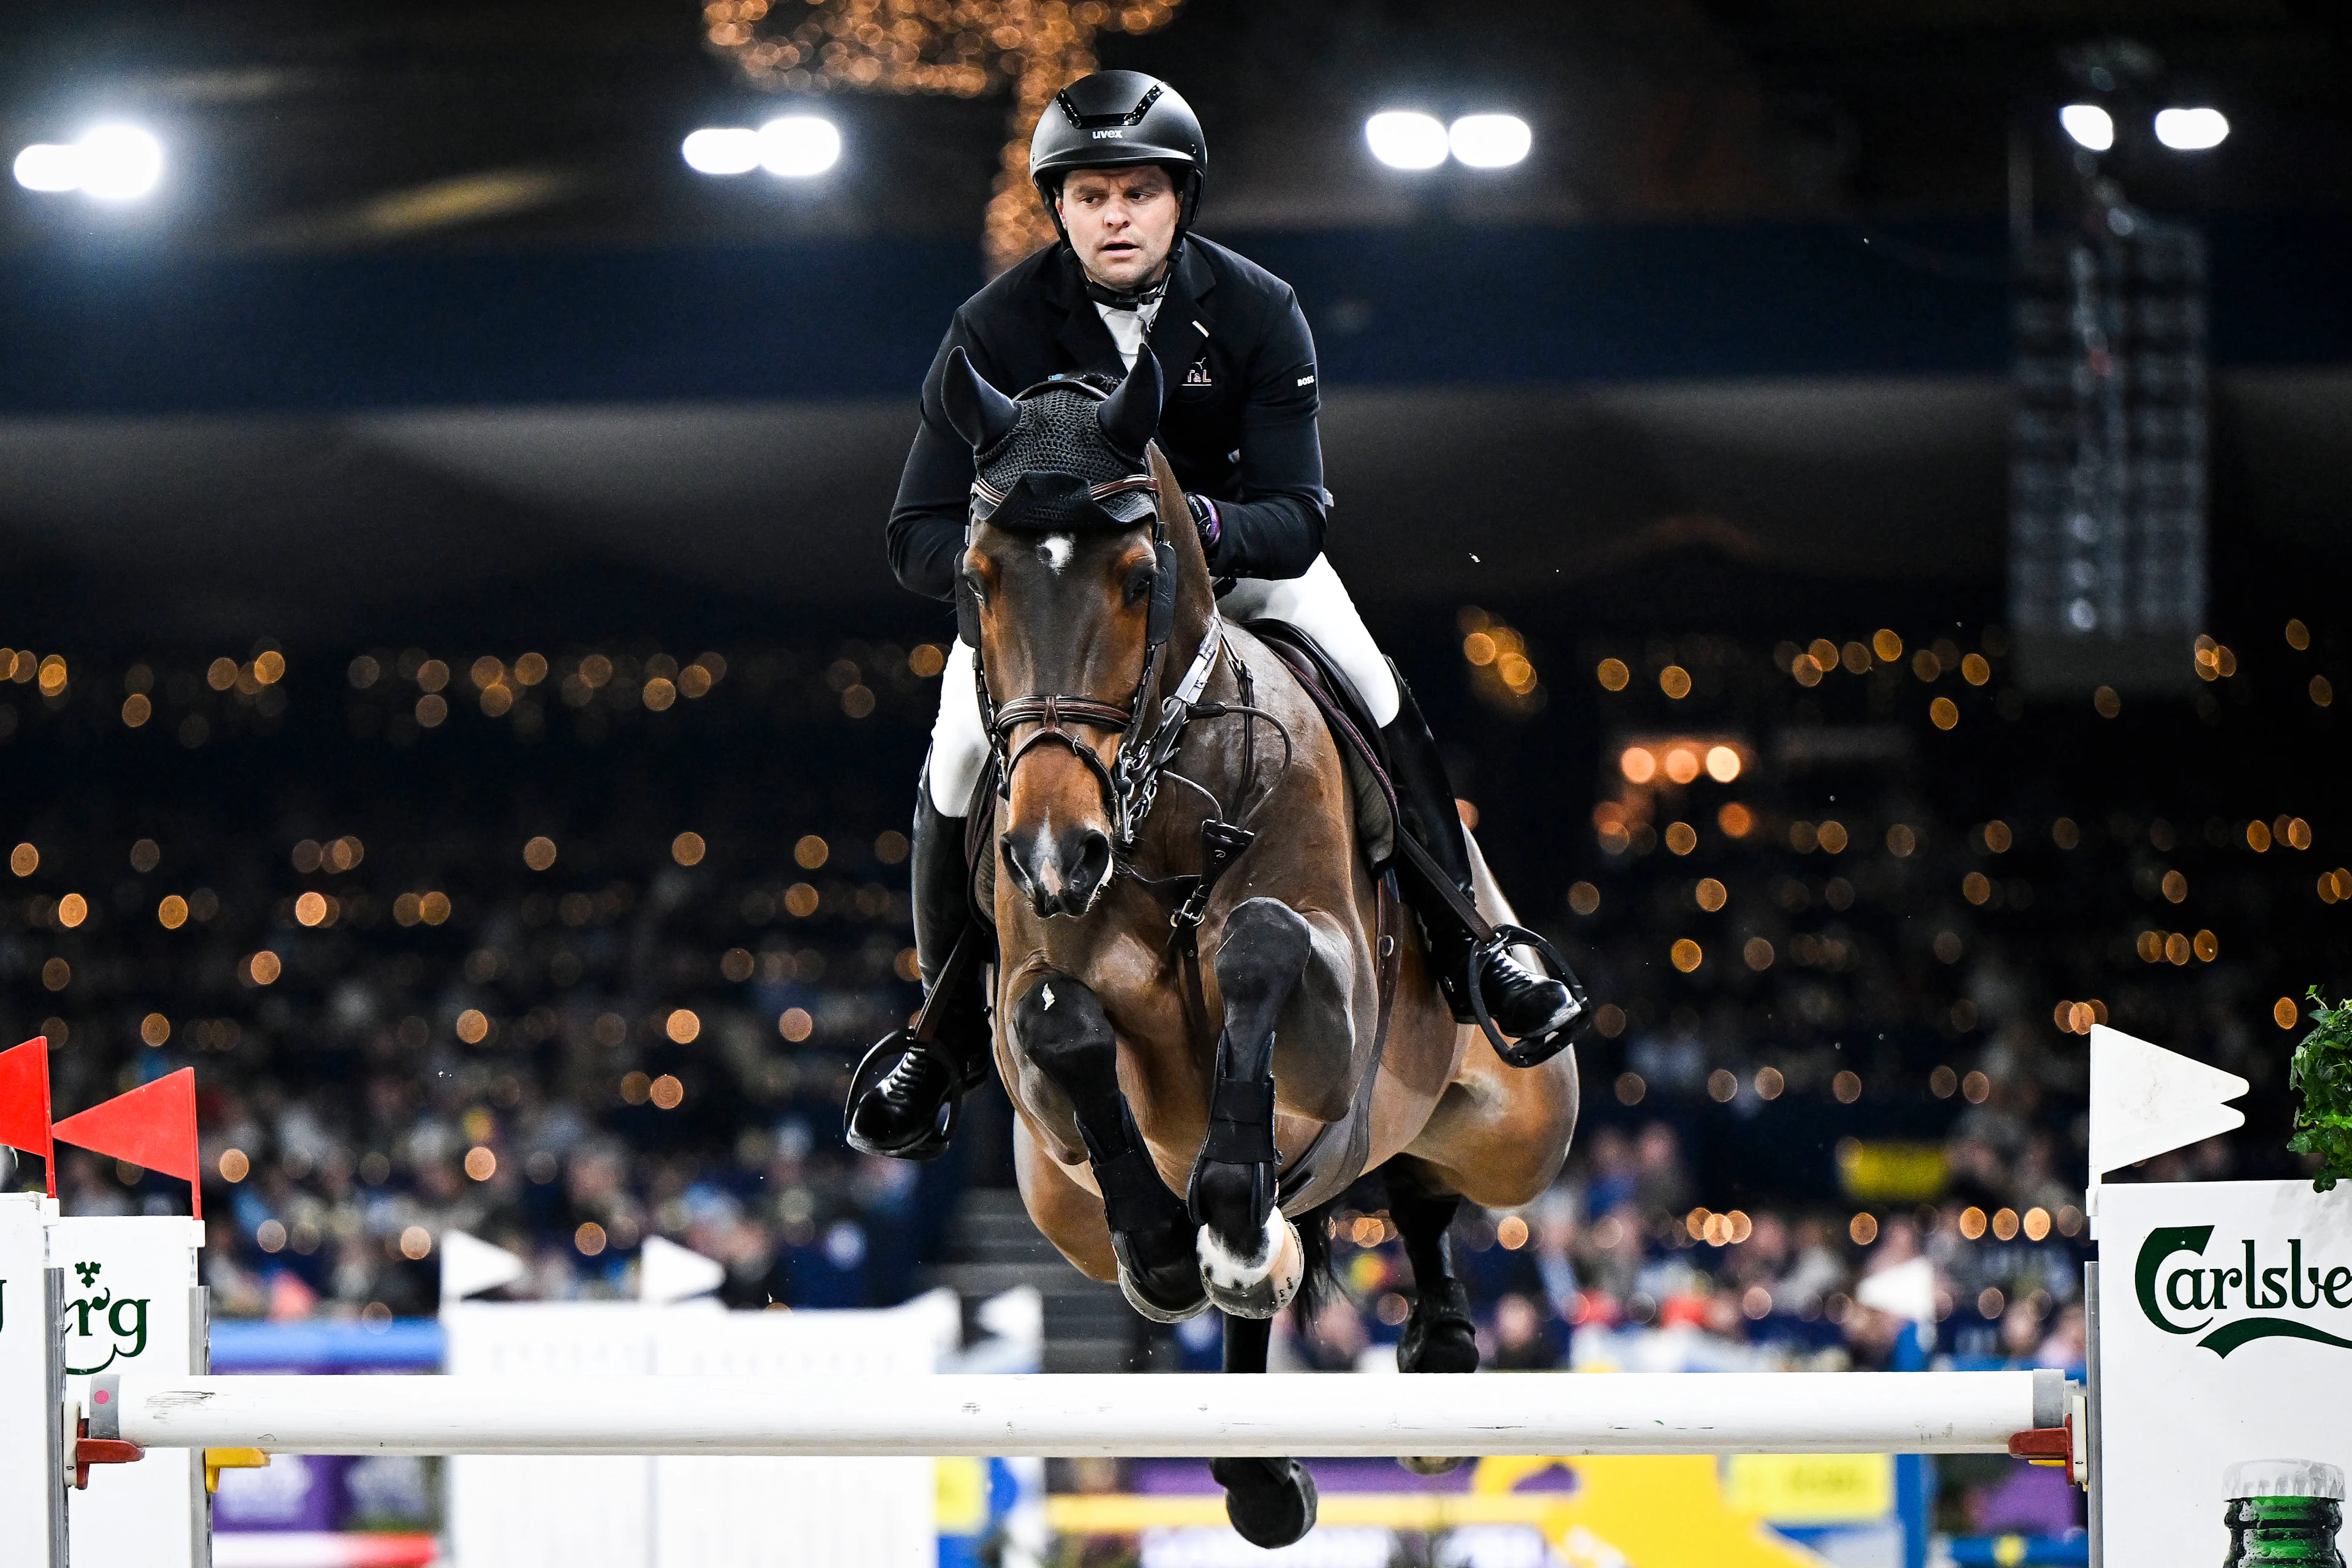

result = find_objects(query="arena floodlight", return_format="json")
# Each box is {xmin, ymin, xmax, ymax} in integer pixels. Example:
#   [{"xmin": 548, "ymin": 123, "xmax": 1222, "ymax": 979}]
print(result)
[
  {"xmin": 682, "ymin": 127, "xmax": 762, "ymax": 176},
  {"xmin": 17, "ymin": 126, "xmax": 164, "ymax": 198},
  {"xmin": 758, "ymin": 116, "xmax": 841, "ymax": 178},
  {"xmin": 1365, "ymin": 111, "xmax": 1449, "ymax": 172},
  {"xmin": 2154, "ymin": 107, "xmax": 2229, "ymax": 151},
  {"xmin": 1448, "ymin": 114, "xmax": 1531, "ymax": 169},
  {"xmin": 2059, "ymin": 104, "xmax": 2114, "ymax": 153},
  {"xmin": 74, "ymin": 125, "xmax": 163, "ymax": 200},
  {"xmin": 12, "ymin": 143, "xmax": 81, "ymax": 193}
]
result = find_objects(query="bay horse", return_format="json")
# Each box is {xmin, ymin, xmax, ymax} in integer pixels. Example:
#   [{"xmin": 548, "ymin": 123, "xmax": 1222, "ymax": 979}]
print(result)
[{"xmin": 943, "ymin": 349, "xmax": 1580, "ymax": 1546}]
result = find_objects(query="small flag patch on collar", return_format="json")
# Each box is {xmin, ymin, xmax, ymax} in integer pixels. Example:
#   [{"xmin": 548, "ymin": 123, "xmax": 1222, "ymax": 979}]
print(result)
[{"xmin": 1296, "ymin": 373, "xmax": 1316, "ymax": 386}]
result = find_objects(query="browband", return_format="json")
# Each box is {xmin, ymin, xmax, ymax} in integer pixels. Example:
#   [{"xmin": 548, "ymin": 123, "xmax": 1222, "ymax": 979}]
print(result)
[{"xmin": 969, "ymin": 472, "xmax": 1159, "ymax": 521}]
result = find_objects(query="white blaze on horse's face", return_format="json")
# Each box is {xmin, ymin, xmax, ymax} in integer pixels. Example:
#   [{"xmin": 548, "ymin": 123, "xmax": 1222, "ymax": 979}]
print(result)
[{"xmin": 1038, "ymin": 534, "xmax": 1075, "ymax": 574}]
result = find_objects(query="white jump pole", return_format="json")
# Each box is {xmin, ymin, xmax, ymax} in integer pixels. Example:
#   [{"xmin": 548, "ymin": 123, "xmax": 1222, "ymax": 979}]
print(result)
[{"xmin": 94, "ymin": 1368, "xmax": 2065, "ymax": 1460}]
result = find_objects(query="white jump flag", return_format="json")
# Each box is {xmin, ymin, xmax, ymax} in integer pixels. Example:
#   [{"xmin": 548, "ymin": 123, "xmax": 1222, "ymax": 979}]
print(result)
[
  {"xmin": 2088, "ymin": 1023, "xmax": 2251, "ymax": 1188},
  {"xmin": 637, "ymin": 1235, "xmax": 725, "ymax": 1305},
  {"xmin": 439, "ymin": 1231, "xmax": 528, "ymax": 1305}
]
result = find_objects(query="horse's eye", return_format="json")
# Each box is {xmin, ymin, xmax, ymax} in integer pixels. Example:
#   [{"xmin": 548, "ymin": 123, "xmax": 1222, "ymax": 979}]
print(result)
[{"xmin": 1124, "ymin": 567, "xmax": 1156, "ymax": 607}]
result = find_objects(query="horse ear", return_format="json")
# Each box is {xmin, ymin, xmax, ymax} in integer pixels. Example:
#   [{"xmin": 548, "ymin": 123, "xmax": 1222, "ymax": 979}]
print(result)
[
  {"xmin": 1098, "ymin": 349, "xmax": 1163, "ymax": 458},
  {"xmin": 1148, "ymin": 440, "xmax": 1191, "ymax": 543},
  {"xmin": 941, "ymin": 345, "xmax": 1019, "ymax": 451},
  {"xmin": 1147, "ymin": 440, "xmax": 1215, "ymax": 635}
]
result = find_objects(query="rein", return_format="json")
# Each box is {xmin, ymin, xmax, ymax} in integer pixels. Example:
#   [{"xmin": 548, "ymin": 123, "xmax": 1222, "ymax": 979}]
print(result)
[{"xmin": 981, "ymin": 607, "xmax": 1235, "ymax": 852}]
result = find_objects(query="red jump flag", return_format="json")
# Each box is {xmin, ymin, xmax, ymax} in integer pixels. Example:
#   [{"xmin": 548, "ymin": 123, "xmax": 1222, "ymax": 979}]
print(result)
[
  {"xmin": 0, "ymin": 1037, "xmax": 55, "ymax": 1197},
  {"xmin": 53, "ymin": 1068, "xmax": 201, "ymax": 1221}
]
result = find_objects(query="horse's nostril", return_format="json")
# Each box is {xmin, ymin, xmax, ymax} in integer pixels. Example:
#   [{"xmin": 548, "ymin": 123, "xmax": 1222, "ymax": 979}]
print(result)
[
  {"xmin": 1002, "ymin": 825, "xmax": 1112, "ymax": 916},
  {"xmin": 1065, "ymin": 829, "xmax": 1113, "ymax": 903},
  {"xmin": 1000, "ymin": 834, "xmax": 1033, "ymax": 891}
]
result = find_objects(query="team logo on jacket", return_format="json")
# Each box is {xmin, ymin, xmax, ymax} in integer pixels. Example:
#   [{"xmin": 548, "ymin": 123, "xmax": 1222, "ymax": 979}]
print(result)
[{"xmin": 1184, "ymin": 362, "xmax": 1213, "ymax": 387}]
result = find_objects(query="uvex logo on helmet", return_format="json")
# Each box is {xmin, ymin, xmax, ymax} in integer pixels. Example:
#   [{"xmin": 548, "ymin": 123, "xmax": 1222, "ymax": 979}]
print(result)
[{"xmin": 2135, "ymin": 1224, "xmax": 2352, "ymax": 1357}]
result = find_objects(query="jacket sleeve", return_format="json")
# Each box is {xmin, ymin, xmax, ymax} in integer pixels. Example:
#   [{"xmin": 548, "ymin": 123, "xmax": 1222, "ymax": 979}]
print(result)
[
  {"xmin": 1206, "ymin": 284, "xmax": 1328, "ymax": 581},
  {"xmin": 887, "ymin": 314, "xmax": 983, "ymax": 602}
]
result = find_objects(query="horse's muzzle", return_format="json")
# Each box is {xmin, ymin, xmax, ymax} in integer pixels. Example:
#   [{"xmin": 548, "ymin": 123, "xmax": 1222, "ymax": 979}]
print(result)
[{"xmin": 1001, "ymin": 824, "xmax": 1114, "ymax": 918}]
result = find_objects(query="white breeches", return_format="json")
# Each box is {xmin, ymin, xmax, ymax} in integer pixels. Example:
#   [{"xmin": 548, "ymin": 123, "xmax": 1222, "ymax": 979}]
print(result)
[{"xmin": 927, "ymin": 552, "xmax": 1400, "ymax": 815}]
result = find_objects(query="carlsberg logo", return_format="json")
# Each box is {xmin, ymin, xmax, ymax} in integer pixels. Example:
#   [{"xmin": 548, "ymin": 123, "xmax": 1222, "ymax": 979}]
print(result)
[{"xmin": 2135, "ymin": 1225, "xmax": 2352, "ymax": 1357}]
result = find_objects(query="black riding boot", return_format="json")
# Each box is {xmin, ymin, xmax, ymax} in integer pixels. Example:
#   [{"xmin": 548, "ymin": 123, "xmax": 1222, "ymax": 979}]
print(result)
[
  {"xmin": 1379, "ymin": 674, "xmax": 1581, "ymax": 1047},
  {"xmin": 844, "ymin": 767, "xmax": 994, "ymax": 1160}
]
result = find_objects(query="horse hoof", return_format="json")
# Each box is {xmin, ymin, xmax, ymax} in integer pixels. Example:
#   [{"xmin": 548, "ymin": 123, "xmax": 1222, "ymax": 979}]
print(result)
[
  {"xmin": 1197, "ymin": 1209, "xmax": 1302, "ymax": 1319},
  {"xmin": 1395, "ymin": 1282, "xmax": 1476, "ymax": 1471},
  {"xmin": 1396, "ymin": 1280, "xmax": 1479, "ymax": 1374},
  {"xmin": 1111, "ymin": 1230, "xmax": 1211, "ymax": 1322},
  {"xmin": 1212, "ymin": 1456, "xmax": 1317, "ymax": 1548},
  {"xmin": 1117, "ymin": 1264, "xmax": 1210, "ymax": 1323}
]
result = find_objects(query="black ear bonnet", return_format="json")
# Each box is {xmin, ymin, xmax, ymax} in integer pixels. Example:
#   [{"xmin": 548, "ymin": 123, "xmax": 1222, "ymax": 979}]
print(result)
[
  {"xmin": 948, "ymin": 347, "xmax": 1174, "ymax": 648},
  {"xmin": 944, "ymin": 347, "xmax": 1163, "ymax": 535}
]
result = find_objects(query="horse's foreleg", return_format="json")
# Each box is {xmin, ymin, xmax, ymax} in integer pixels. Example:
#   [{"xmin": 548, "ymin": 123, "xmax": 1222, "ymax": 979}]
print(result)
[
  {"xmin": 1208, "ymin": 1312, "xmax": 1319, "ymax": 1548},
  {"xmin": 1194, "ymin": 895, "xmax": 1313, "ymax": 1316},
  {"xmin": 1010, "ymin": 971, "xmax": 1207, "ymax": 1323}
]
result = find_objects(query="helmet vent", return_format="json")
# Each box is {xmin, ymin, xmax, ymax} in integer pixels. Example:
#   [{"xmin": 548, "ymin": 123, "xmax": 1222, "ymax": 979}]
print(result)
[{"xmin": 1057, "ymin": 82, "xmax": 1163, "ymax": 130}]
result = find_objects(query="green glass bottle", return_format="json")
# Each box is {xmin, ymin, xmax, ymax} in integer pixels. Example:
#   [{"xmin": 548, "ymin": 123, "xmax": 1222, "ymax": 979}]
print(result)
[{"xmin": 2225, "ymin": 1460, "xmax": 2346, "ymax": 1568}]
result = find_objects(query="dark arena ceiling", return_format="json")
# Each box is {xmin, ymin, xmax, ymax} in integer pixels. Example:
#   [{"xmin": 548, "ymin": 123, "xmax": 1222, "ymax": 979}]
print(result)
[{"xmin": 1, "ymin": 0, "xmax": 2348, "ymax": 643}]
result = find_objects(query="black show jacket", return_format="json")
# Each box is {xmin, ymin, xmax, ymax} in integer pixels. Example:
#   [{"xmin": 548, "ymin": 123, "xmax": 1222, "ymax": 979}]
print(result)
[{"xmin": 888, "ymin": 236, "xmax": 1329, "ymax": 601}]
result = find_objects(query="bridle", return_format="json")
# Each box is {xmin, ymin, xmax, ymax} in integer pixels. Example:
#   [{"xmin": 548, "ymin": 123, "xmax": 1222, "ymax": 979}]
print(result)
[{"xmin": 967, "ymin": 473, "xmax": 1227, "ymax": 854}]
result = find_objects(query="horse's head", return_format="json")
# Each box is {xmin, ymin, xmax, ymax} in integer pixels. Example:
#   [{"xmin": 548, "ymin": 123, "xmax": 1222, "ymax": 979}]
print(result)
[{"xmin": 943, "ymin": 346, "xmax": 1181, "ymax": 918}]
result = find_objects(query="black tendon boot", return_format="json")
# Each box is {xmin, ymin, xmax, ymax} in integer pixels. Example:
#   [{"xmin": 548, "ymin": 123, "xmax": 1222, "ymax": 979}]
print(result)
[
  {"xmin": 845, "ymin": 770, "xmax": 994, "ymax": 1159},
  {"xmin": 1379, "ymin": 675, "xmax": 1581, "ymax": 1049}
]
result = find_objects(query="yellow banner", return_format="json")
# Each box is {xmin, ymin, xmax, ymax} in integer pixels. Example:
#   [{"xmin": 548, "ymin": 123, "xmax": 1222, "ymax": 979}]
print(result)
[
  {"xmin": 935, "ymin": 1457, "xmax": 990, "ymax": 1534},
  {"xmin": 1723, "ymin": 1454, "xmax": 1894, "ymax": 1523},
  {"xmin": 1836, "ymin": 1141, "xmax": 1948, "ymax": 1202},
  {"xmin": 1049, "ymin": 1454, "xmax": 1852, "ymax": 1567}
]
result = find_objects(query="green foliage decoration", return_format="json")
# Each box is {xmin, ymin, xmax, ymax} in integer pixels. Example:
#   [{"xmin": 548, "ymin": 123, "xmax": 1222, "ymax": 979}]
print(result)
[{"xmin": 2288, "ymin": 987, "xmax": 2352, "ymax": 1192}]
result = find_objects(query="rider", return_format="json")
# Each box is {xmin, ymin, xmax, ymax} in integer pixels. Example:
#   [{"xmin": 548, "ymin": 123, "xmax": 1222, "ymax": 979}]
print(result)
[{"xmin": 848, "ymin": 70, "xmax": 1578, "ymax": 1160}]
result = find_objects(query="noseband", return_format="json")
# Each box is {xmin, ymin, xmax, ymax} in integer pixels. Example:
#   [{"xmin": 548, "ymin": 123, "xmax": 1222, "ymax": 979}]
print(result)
[{"xmin": 970, "ymin": 478, "xmax": 1225, "ymax": 854}]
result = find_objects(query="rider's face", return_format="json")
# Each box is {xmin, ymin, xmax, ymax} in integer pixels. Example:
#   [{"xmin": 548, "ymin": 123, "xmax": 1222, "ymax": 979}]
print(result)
[{"xmin": 1057, "ymin": 166, "xmax": 1178, "ymax": 292}]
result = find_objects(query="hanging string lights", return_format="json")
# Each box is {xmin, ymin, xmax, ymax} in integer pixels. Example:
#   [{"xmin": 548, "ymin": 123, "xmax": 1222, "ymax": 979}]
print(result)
[{"xmin": 703, "ymin": 0, "xmax": 1185, "ymax": 271}]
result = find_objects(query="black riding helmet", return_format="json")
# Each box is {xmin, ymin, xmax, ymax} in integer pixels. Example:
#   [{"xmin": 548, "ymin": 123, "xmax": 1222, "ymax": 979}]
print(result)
[{"xmin": 1028, "ymin": 70, "xmax": 1207, "ymax": 243}]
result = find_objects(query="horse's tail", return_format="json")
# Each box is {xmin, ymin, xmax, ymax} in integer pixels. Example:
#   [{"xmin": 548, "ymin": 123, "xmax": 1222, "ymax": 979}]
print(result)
[{"xmin": 1286, "ymin": 1198, "xmax": 1340, "ymax": 1329}]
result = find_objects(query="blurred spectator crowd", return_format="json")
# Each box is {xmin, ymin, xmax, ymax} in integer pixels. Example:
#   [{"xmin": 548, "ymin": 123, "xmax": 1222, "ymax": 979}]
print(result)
[
  {"xmin": 1253, "ymin": 1116, "xmax": 2093, "ymax": 1381},
  {"xmin": 0, "ymin": 609, "xmax": 2339, "ymax": 1371},
  {"xmin": 3, "ymin": 634, "xmax": 961, "ymax": 1317}
]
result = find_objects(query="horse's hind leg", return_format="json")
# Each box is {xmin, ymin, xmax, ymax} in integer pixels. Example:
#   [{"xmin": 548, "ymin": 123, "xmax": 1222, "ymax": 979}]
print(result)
[
  {"xmin": 1386, "ymin": 1157, "xmax": 1479, "ymax": 1477},
  {"xmin": 1387, "ymin": 1158, "xmax": 1479, "ymax": 1374},
  {"xmin": 1194, "ymin": 896, "xmax": 1313, "ymax": 1317},
  {"xmin": 1209, "ymin": 1313, "xmax": 1319, "ymax": 1548},
  {"xmin": 1011, "ymin": 972, "xmax": 1206, "ymax": 1322}
]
